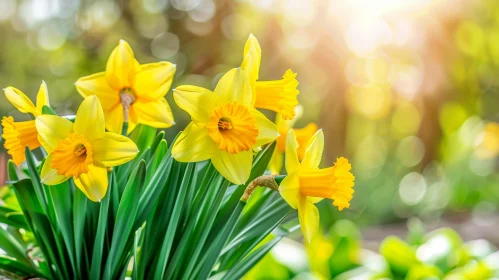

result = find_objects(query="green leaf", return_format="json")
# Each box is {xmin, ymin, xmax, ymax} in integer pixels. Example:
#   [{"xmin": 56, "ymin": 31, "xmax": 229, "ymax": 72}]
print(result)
[
  {"xmin": 164, "ymin": 173, "xmax": 228, "ymax": 279},
  {"xmin": 7, "ymin": 160, "xmax": 19, "ymax": 182},
  {"xmin": 73, "ymin": 179, "xmax": 88, "ymax": 278},
  {"xmin": 134, "ymin": 152, "xmax": 176, "ymax": 228},
  {"xmin": 138, "ymin": 160, "xmax": 186, "ymax": 278},
  {"xmin": 153, "ymin": 163, "xmax": 195, "ymax": 279},
  {"xmin": 13, "ymin": 179, "xmax": 64, "ymax": 278},
  {"xmin": 132, "ymin": 224, "xmax": 145, "ymax": 280},
  {"xmin": 103, "ymin": 160, "xmax": 146, "ymax": 279},
  {"xmin": 41, "ymin": 105, "xmax": 58, "ymax": 116},
  {"xmin": 146, "ymin": 139, "xmax": 168, "ymax": 182},
  {"xmin": 24, "ymin": 148, "xmax": 71, "ymax": 278},
  {"xmin": 218, "ymin": 196, "xmax": 291, "ymax": 272},
  {"xmin": 0, "ymin": 255, "xmax": 46, "ymax": 278},
  {"xmin": 221, "ymin": 236, "xmax": 283, "ymax": 280},
  {"xmin": 24, "ymin": 148, "xmax": 49, "ymax": 216},
  {"xmin": 129, "ymin": 124, "xmax": 157, "ymax": 153},
  {"xmin": 89, "ymin": 173, "xmax": 113, "ymax": 279},
  {"xmin": 0, "ymin": 226, "xmax": 31, "ymax": 265},
  {"xmin": 225, "ymin": 198, "xmax": 290, "ymax": 251},
  {"xmin": 47, "ymin": 181, "xmax": 77, "ymax": 276},
  {"xmin": 0, "ymin": 205, "xmax": 28, "ymax": 229},
  {"xmin": 149, "ymin": 130, "xmax": 166, "ymax": 155},
  {"xmin": 193, "ymin": 200, "xmax": 247, "ymax": 279}
]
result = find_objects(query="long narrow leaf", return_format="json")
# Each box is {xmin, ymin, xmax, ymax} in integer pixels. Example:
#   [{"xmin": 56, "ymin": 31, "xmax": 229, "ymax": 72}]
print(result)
[{"xmin": 103, "ymin": 160, "xmax": 146, "ymax": 279}]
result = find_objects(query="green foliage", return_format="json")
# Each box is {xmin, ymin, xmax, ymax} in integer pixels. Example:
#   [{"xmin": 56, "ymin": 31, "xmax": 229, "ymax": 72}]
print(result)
[{"xmin": 0, "ymin": 130, "xmax": 294, "ymax": 279}]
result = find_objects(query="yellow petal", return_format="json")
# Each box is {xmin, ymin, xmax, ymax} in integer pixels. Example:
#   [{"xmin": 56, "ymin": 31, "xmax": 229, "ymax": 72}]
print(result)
[
  {"xmin": 301, "ymin": 129, "xmax": 324, "ymax": 169},
  {"xmin": 40, "ymin": 154, "xmax": 70, "ymax": 185},
  {"xmin": 254, "ymin": 70, "xmax": 299, "ymax": 120},
  {"xmin": 307, "ymin": 197, "xmax": 324, "ymax": 204},
  {"xmin": 74, "ymin": 165, "xmax": 109, "ymax": 202},
  {"xmin": 211, "ymin": 150, "xmax": 252, "ymax": 185},
  {"xmin": 36, "ymin": 115, "xmax": 73, "ymax": 153},
  {"xmin": 276, "ymin": 105, "xmax": 304, "ymax": 132},
  {"xmin": 105, "ymin": 104, "xmax": 125, "ymax": 134},
  {"xmin": 331, "ymin": 157, "xmax": 355, "ymax": 211},
  {"xmin": 172, "ymin": 122, "xmax": 217, "ymax": 162},
  {"xmin": 4, "ymin": 87, "xmax": 37, "ymax": 116},
  {"xmin": 133, "ymin": 62, "xmax": 176, "ymax": 101},
  {"xmin": 74, "ymin": 96, "xmax": 106, "ymax": 141},
  {"xmin": 173, "ymin": 86, "xmax": 217, "ymax": 125},
  {"xmin": 92, "ymin": 132, "xmax": 139, "ymax": 167},
  {"xmin": 214, "ymin": 68, "xmax": 252, "ymax": 107},
  {"xmin": 241, "ymin": 34, "xmax": 261, "ymax": 105},
  {"xmin": 298, "ymin": 195, "xmax": 320, "ymax": 243},
  {"xmin": 268, "ymin": 148, "xmax": 283, "ymax": 175},
  {"xmin": 106, "ymin": 39, "xmax": 136, "ymax": 89},
  {"xmin": 285, "ymin": 130, "xmax": 300, "ymax": 174},
  {"xmin": 75, "ymin": 72, "xmax": 120, "ymax": 111},
  {"xmin": 132, "ymin": 98, "xmax": 175, "ymax": 128},
  {"xmin": 278, "ymin": 173, "xmax": 299, "ymax": 209},
  {"xmin": 36, "ymin": 81, "xmax": 50, "ymax": 114},
  {"xmin": 252, "ymin": 109, "xmax": 279, "ymax": 147},
  {"xmin": 1, "ymin": 117, "xmax": 40, "ymax": 166}
]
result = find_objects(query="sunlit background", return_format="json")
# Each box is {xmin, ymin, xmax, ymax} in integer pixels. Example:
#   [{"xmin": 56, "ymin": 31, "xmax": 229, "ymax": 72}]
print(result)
[{"xmin": 2, "ymin": 0, "xmax": 499, "ymax": 278}]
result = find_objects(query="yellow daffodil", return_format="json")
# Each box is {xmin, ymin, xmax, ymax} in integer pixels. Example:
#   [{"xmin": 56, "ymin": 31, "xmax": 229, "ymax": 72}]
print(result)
[
  {"xmin": 36, "ymin": 96, "xmax": 138, "ymax": 202},
  {"xmin": 1, "ymin": 82, "xmax": 49, "ymax": 165},
  {"xmin": 75, "ymin": 40, "xmax": 176, "ymax": 134},
  {"xmin": 240, "ymin": 34, "xmax": 299, "ymax": 120},
  {"xmin": 172, "ymin": 68, "xmax": 279, "ymax": 185},
  {"xmin": 279, "ymin": 130, "xmax": 355, "ymax": 242},
  {"xmin": 269, "ymin": 106, "xmax": 318, "ymax": 174}
]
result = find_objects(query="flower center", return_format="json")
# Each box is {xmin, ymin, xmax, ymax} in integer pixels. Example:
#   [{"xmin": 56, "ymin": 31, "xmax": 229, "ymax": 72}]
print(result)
[
  {"xmin": 51, "ymin": 133, "xmax": 93, "ymax": 178},
  {"xmin": 207, "ymin": 102, "xmax": 259, "ymax": 154},
  {"xmin": 120, "ymin": 88, "xmax": 136, "ymax": 104}
]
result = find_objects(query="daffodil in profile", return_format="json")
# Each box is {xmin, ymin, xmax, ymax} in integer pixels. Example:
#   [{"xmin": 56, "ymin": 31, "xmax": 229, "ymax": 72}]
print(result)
[
  {"xmin": 1, "ymin": 82, "xmax": 49, "ymax": 165},
  {"xmin": 75, "ymin": 40, "xmax": 176, "ymax": 134},
  {"xmin": 240, "ymin": 34, "xmax": 299, "ymax": 120},
  {"xmin": 279, "ymin": 130, "xmax": 354, "ymax": 242},
  {"xmin": 269, "ymin": 106, "xmax": 318, "ymax": 174},
  {"xmin": 172, "ymin": 68, "xmax": 279, "ymax": 185},
  {"xmin": 36, "ymin": 96, "xmax": 138, "ymax": 201}
]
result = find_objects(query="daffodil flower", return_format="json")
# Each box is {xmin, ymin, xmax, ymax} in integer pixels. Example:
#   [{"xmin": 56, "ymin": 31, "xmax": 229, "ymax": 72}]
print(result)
[
  {"xmin": 1, "ymin": 82, "xmax": 49, "ymax": 165},
  {"xmin": 279, "ymin": 130, "xmax": 355, "ymax": 242},
  {"xmin": 36, "ymin": 96, "xmax": 139, "ymax": 202},
  {"xmin": 75, "ymin": 40, "xmax": 176, "ymax": 134},
  {"xmin": 269, "ymin": 106, "xmax": 318, "ymax": 174},
  {"xmin": 241, "ymin": 34, "xmax": 299, "ymax": 120},
  {"xmin": 172, "ymin": 68, "xmax": 279, "ymax": 185}
]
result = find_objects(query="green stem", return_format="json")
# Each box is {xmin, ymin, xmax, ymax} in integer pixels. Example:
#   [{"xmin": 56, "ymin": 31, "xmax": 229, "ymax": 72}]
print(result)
[
  {"xmin": 121, "ymin": 122, "xmax": 129, "ymax": 136},
  {"xmin": 241, "ymin": 174, "xmax": 285, "ymax": 202}
]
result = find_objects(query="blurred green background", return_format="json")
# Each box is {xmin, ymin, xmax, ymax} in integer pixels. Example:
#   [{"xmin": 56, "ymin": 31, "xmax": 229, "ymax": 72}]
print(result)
[{"xmin": 2, "ymin": 0, "xmax": 499, "ymax": 278}]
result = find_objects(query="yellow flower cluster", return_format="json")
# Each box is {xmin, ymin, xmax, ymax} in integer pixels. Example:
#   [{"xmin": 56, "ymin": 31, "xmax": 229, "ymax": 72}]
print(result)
[{"xmin": 1, "ymin": 35, "xmax": 354, "ymax": 241}]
